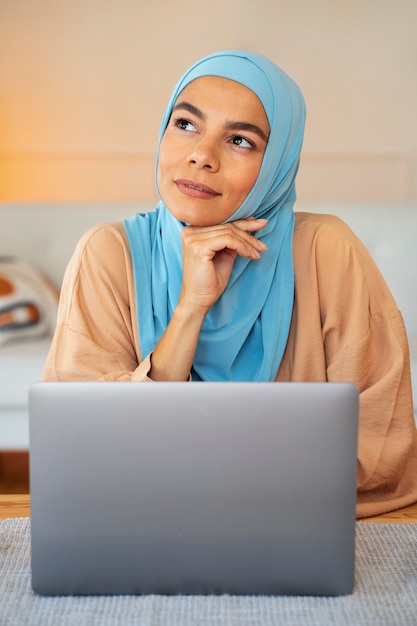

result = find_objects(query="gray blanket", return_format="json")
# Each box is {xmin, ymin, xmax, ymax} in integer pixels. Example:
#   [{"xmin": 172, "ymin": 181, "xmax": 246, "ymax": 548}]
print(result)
[{"xmin": 1, "ymin": 518, "xmax": 416, "ymax": 626}]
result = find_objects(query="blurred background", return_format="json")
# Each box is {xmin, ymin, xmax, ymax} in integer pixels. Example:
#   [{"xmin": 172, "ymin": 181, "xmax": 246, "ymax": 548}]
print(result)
[{"xmin": 1, "ymin": 0, "xmax": 416, "ymax": 206}]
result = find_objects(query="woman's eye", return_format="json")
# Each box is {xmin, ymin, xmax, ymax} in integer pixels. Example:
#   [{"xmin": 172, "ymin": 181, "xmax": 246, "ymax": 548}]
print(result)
[
  {"xmin": 175, "ymin": 118, "xmax": 197, "ymax": 132},
  {"xmin": 231, "ymin": 136, "xmax": 253, "ymax": 149}
]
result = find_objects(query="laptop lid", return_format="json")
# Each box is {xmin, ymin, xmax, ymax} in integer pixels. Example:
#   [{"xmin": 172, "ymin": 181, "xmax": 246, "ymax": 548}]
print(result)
[{"xmin": 29, "ymin": 381, "xmax": 358, "ymax": 596}]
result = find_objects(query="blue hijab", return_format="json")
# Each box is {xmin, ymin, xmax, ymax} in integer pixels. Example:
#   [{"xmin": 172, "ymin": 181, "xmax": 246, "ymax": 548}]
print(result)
[{"xmin": 124, "ymin": 50, "xmax": 306, "ymax": 381}]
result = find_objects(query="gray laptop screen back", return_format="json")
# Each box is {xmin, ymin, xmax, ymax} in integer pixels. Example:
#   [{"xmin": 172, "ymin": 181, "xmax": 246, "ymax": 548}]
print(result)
[{"xmin": 29, "ymin": 381, "xmax": 358, "ymax": 596}]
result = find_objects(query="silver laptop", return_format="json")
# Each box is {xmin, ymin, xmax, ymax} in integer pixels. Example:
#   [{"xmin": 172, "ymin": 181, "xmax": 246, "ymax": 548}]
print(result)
[{"xmin": 29, "ymin": 381, "xmax": 358, "ymax": 597}]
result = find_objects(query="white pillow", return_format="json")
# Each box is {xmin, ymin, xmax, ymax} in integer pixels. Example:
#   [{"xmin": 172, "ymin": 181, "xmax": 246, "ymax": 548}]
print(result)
[{"xmin": 0, "ymin": 258, "xmax": 59, "ymax": 345}]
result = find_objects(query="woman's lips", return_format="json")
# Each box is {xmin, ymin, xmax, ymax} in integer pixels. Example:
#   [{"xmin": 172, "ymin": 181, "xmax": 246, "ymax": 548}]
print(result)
[{"xmin": 175, "ymin": 179, "xmax": 221, "ymax": 200}]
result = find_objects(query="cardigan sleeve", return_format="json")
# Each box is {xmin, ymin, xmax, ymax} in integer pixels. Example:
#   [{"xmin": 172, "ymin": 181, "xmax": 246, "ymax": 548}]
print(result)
[
  {"xmin": 306, "ymin": 215, "xmax": 417, "ymax": 517},
  {"xmin": 42, "ymin": 223, "xmax": 154, "ymax": 382}
]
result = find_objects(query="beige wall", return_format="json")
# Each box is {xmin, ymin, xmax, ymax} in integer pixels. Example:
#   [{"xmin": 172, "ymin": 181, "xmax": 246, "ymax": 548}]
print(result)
[{"xmin": 1, "ymin": 0, "xmax": 416, "ymax": 205}]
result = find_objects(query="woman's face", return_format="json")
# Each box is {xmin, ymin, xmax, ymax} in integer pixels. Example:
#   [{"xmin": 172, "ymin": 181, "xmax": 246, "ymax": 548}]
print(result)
[{"xmin": 157, "ymin": 76, "xmax": 270, "ymax": 227}]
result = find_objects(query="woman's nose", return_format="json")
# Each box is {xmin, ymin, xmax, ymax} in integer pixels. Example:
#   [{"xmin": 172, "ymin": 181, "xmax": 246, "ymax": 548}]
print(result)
[{"xmin": 186, "ymin": 137, "xmax": 220, "ymax": 171}]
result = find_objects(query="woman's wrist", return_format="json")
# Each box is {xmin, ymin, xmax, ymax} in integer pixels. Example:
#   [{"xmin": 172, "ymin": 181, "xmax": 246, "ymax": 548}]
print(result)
[{"xmin": 174, "ymin": 297, "xmax": 209, "ymax": 328}]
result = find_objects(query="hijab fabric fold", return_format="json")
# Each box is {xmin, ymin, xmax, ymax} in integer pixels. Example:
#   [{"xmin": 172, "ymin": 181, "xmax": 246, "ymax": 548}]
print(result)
[{"xmin": 124, "ymin": 50, "xmax": 306, "ymax": 381}]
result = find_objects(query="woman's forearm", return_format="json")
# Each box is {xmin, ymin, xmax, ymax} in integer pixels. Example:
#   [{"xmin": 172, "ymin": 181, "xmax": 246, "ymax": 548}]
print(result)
[{"xmin": 148, "ymin": 300, "xmax": 207, "ymax": 381}]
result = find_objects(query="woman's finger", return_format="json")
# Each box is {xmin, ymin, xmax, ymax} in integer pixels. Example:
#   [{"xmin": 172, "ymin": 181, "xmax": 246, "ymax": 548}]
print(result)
[
  {"xmin": 184, "ymin": 219, "xmax": 268, "ymax": 251},
  {"xmin": 182, "ymin": 224, "xmax": 267, "ymax": 260},
  {"xmin": 232, "ymin": 217, "xmax": 268, "ymax": 233}
]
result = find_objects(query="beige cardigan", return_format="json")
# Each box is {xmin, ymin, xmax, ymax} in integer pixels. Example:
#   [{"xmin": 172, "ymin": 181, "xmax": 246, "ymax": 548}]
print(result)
[{"xmin": 42, "ymin": 212, "xmax": 417, "ymax": 519}]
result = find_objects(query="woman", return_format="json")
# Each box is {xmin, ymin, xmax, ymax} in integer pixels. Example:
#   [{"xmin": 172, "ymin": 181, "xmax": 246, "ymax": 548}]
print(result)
[{"xmin": 42, "ymin": 50, "xmax": 417, "ymax": 518}]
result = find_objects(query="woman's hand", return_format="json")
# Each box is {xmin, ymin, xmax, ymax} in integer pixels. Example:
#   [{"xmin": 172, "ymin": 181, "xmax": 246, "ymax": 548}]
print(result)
[
  {"xmin": 149, "ymin": 216, "xmax": 267, "ymax": 381},
  {"xmin": 179, "ymin": 216, "xmax": 268, "ymax": 314}
]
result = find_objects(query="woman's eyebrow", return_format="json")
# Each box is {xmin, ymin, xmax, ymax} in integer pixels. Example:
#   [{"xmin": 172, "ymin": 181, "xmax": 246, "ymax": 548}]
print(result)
[
  {"xmin": 172, "ymin": 100, "xmax": 269, "ymax": 143},
  {"xmin": 172, "ymin": 101, "xmax": 205, "ymax": 119},
  {"xmin": 224, "ymin": 120, "xmax": 269, "ymax": 143}
]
